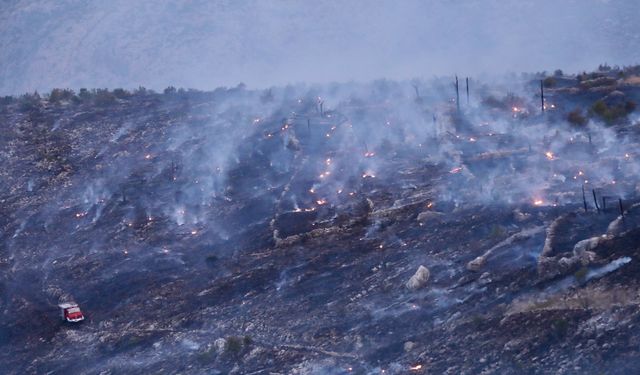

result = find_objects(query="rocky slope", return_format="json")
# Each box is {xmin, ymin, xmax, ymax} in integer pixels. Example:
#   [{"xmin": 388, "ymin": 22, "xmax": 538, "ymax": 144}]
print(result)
[{"xmin": 2, "ymin": 71, "xmax": 640, "ymax": 373}]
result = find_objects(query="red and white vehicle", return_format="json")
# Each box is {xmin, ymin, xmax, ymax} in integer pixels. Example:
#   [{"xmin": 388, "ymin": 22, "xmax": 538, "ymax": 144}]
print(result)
[{"xmin": 59, "ymin": 302, "xmax": 85, "ymax": 323}]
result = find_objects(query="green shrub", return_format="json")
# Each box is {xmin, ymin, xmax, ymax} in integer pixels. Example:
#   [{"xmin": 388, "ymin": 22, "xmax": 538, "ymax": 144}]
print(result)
[
  {"xmin": 574, "ymin": 267, "xmax": 588, "ymax": 282},
  {"xmin": 591, "ymin": 100, "xmax": 607, "ymax": 116},
  {"xmin": 489, "ymin": 224, "xmax": 505, "ymax": 239},
  {"xmin": 567, "ymin": 109, "xmax": 587, "ymax": 126},
  {"xmin": 543, "ymin": 77, "xmax": 557, "ymax": 88},
  {"xmin": 590, "ymin": 99, "xmax": 635, "ymax": 123}
]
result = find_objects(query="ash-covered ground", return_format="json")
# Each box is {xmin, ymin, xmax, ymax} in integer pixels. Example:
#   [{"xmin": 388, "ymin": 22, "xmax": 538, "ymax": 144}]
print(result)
[{"xmin": 3, "ymin": 67, "xmax": 640, "ymax": 374}]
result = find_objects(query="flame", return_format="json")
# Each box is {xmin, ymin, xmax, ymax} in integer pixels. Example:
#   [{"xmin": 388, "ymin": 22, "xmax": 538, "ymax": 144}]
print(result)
[
  {"xmin": 449, "ymin": 167, "xmax": 463, "ymax": 174},
  {"xmin": 469, "ymin": 137, "xmax": 476, "ymax": 142},
  {"xmin": 409, "ymin": 364, "xmax": 423, "ymax": 371},
  {"xmin": 427, "ymin": 202, "xmax": 433, "ymax": 208},
  {"xmin": 144, "ymin": 154, "xmax": 152, "ymax": 159},
  {"xmin": 545, "ymin": 151, "xmax": 554, "ymax": 160},
  {"xmin": 533, "ymin": 199, "xmax": 544, "ymax": 206},
  {"xmin": 364, "ymin": 151, "xmax": 375, "ymax": 157},
  {"xmin": 191, "ymin": 230, "xmax": 198, "ymax": 235},
  {"xmin": 362, "ymin": 172, "xmax": 376, "ymax": 178},
  {"xmin": 316, "ymin": 199, "xmax": 327, "ymax": 205},
  {"xmin": 512, "ymin": 106, "xmax": 519, "ymax": 112},
  {"xmin": 309, "ymin": 188, "xmax": 315, "ymax": 194}
]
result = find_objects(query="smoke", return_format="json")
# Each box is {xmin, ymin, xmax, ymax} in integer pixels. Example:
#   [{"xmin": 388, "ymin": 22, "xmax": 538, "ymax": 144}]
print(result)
[{"xmin": 1, "ymin": 0, "xmax": 640, "ymax": 95}]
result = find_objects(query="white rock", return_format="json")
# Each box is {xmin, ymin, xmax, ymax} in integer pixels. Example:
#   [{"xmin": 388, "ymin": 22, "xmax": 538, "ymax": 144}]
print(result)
[
  {"xmin": 406, "ymin": 265, "xmax": 430, "ymax": 290},
  {"xmin": 404, "ymin": 341, "xmax": 415, "ymax": 352},
  {"xmin": 467, "ymin": 256, "xmax": 486, "ymax": 272}
]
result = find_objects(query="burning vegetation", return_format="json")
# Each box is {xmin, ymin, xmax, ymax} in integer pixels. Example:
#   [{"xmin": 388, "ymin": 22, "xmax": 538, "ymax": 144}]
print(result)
[{"xmin": 3, "ymin": 65, "xmax": 640, "ymax": 373}]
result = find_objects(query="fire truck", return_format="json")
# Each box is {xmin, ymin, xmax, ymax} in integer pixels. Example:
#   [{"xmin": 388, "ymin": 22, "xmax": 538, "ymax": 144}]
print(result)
[{"xmin": 59, "ymin": 302, "xmax": 85, "ymax": 323}]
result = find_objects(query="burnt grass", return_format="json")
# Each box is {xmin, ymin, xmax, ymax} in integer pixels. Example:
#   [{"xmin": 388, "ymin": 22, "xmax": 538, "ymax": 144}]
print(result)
[{"xmin": 2, "ymin": 73, "xmax": 640, "ymax": 374}]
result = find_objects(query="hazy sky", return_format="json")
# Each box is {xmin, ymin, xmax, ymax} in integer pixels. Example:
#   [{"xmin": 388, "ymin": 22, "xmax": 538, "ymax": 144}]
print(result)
[{"xmin": 1, "ymin": 0, "xmax": 639, "ymax": 94}]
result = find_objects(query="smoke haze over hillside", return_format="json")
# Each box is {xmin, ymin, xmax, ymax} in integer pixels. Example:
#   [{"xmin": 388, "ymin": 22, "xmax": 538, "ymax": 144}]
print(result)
[{"xmin": 1, "ymin": 0, "xmax": 639, "ymax": 94}]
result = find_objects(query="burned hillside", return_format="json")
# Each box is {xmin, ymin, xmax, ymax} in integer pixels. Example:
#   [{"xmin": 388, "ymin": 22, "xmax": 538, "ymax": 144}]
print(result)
[{"xmin": 3, "ymin": 67, "xmax": 640, "ymax": 374}]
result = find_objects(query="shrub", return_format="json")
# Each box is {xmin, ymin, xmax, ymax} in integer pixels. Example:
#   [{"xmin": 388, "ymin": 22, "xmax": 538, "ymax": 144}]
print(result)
[
  {"xmin": 112, "ymin": 88, "xmax": 130, "ymax": 99},
  {"xmin": 590, "ymin": 99, "xmax": 635, "ymax": 123},
  {"xmin": 553, "ymin": 69, "xmax": 563, "ymax": 77},
  {"xmin": 224, "ymin": 336, "xmax": 243, "ymax": 355},
  {"xmin": 164, "ymin": 86, "xmax": 177, "ymax": 95},
  {"xmin": 78, "ymin": 88, "xmax": 93, "ymax": 101},
  {"xmin": 489, "ymin": 224, "xmax": 505, "ymax": 239},
  {"xmin": 598, "ymin": 63, "xmax": 612, "ymax": 72},
  {"xmin": 0, "ymin": 96, "xmax": 14, "ymax": 106},
  {"xmin": 19, "ymin": 92, "xmax": 42, "ymax": 112},
  {"xmin": 550, "ymin": 318, "xmax": 569, "ymax": 340},
  {"xmin": 94, "ymin": 89, "xmax": 116, "ymax": 106},
  {"xmin": 591, "ymin": 100, "xmax": 607, "ymax": 116},
  {"xmin": 543, "ymin": 77, "xmax": 557, "ymax": 88},
  {"xmin": 134, "ymin": 86, "xmax": 149, "ymax": 95},
  {"xmin": 48, "ymin": 88, "xmax": 75, "ymax": 104},
  {"xmin": 567, "ymin": 109, "xmax": 587, "ymax": 126},
  {"xmin": 574, "ymin": 266, "xmax": 588, "ymax": 282},
  {"xmin": 243, "ymin": 335, "xmax": 253, "ymax": 346}
]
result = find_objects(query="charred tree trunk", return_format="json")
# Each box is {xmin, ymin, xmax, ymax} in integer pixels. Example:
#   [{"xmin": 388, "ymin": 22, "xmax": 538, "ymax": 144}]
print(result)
[
  {"xmin": 455, "ymin": 75, "xmax": 460, "ymax": 112},
  {"xmin": 540, "ymin": 80, "xmax": 545, "ymax": 113},
  {"xmin": 619, "ymin": 198, "xmax": 624, "ymax": 217},
  {"xmin": 582, "ymin": 185, "xmax": 588, "ymax": 212},
  {"xmin": 466, "ymin": 77, "xmax": 469, "ymax": 105}
]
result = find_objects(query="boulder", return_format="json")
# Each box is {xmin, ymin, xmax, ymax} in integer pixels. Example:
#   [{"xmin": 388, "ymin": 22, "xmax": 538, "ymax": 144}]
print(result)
[
  {"xmin": 406, "ymin": 265, "xmax": 430, "ymax": 290},
  {"xmin": 467, "ymin": 256, "xmax": 486, "ymax": 272}
]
